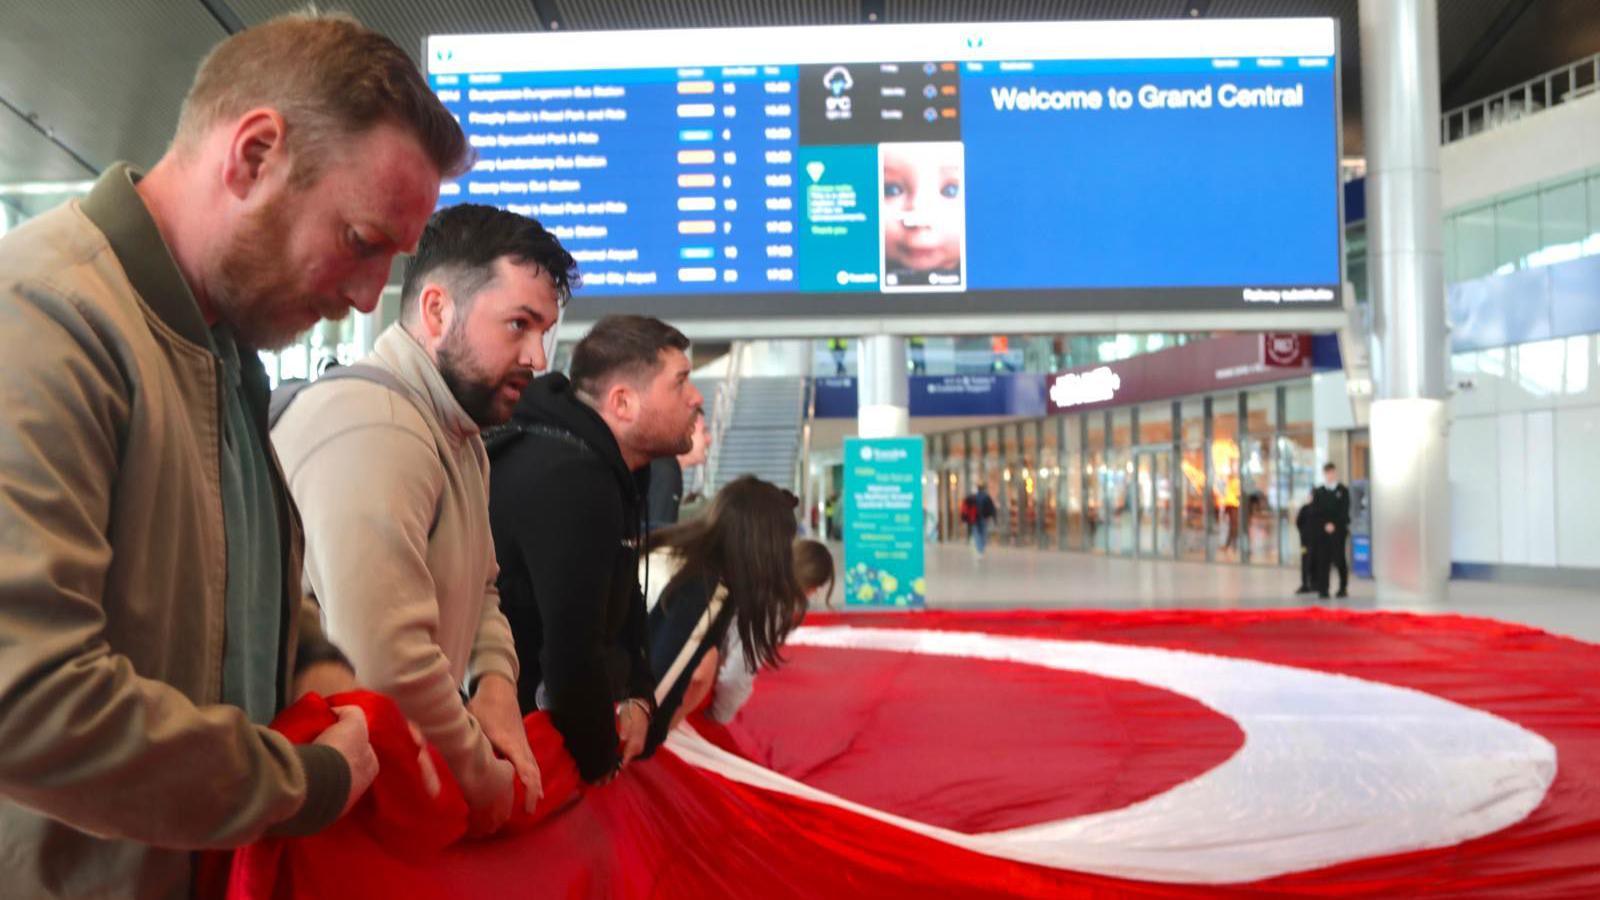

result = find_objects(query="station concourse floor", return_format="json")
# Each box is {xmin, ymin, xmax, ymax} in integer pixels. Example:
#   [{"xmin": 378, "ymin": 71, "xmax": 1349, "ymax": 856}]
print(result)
[{"xmin": 823, "ymin": 540, "xmax": 1600, "ymax": 645}]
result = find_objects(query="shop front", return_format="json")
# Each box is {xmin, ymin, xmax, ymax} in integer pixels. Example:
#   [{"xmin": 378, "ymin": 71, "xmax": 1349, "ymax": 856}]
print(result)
[{"xmin": 930, "ymin": 334, "xmax": 1329, "ymax": 569}]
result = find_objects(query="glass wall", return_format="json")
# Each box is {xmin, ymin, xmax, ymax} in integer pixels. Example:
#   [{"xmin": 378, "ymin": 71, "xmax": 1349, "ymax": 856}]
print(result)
[
  {"xmin": 1060, "ymin": 417, "xmax": 1084, "ymax": 551},
  {"xmin": 983, "ymin": 427, "xmax": 1003, "ymax": 541},
  {"xmin": 1038, "ymin": 419, "xmax": 1058, "ymax": 549},
  {"xmin": 1278, "ymin": 385, "xmax": 1319, "ymax": 564},
  {"xmin": 1211, "ymin": 396, "xmax": 1242, "ymax": 562},
  {"xmin": 1086, "ymin": 415, "xmax": 1107, "ymax": 554},
  {"xmin": 1179, "ymin": 399, "xmax": 1209, "ymax": 561},
  {"xmin": 925, "ymin": 379, "xmax": 1311, "ymax": 571},
  {"xmin": 1137, "ymin": 402, "xmax": 1176, "ymax": 558},
  {"xmin": 1242, "ymin": 388, "xmax": 1279, "ymax": 565},
  {"xmin": 1442, "ymin": 165, "xmax": 1600, "ymax": 283},
  {"xmin": 1107, "ymin": 409, "xmax": 1135, "ymax": 557},
  {"xmin": 1000, "ymin": 424, "xmax": 1022, "ymax": 544},
  {"xmin": 940, "ymin": 433, "xmax": 967, "ymax": 543}
]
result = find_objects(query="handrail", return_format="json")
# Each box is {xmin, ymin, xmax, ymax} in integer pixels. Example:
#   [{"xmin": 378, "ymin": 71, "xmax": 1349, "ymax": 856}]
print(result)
[
  {"xmin": 1441, "ymin": 51, "xmax": 1600, "ymax": 145},
  {"xmin": 703, "ymin": 341, "xmax": 745, "ymax": 492},
  {"xmin": 793, "ymin": 374, "xmax": 816, "ymax": 510}
]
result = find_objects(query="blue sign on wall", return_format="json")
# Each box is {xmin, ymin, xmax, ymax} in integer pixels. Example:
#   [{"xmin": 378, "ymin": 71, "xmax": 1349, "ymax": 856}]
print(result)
[
  {"xmin": 911, "ymin": 374, "xmax": 1049, "ymax": 416},
  {"xmin": 814, "ymin": 376, "xmax": 859, "ymax": 418},
  {"xmin": 1351, "ymin": 534, "xmax": 1372, "ymax": 579},
  {"xmin": 1449, "ymin": 253, "xmax": 1600, "ymax": 352},
  {"xmin": 843, "ymin": 437, "xmax": 926, "ymax": 608},
  {"xmin": 815, "ymin": 374, "xmax": 1049, "ymax": 419}
]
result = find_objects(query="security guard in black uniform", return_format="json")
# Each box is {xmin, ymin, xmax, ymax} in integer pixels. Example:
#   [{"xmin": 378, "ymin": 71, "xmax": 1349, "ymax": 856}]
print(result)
[{"xmin": 1312, "ymin": 463, "xmax": 1351, "ymax": 599}]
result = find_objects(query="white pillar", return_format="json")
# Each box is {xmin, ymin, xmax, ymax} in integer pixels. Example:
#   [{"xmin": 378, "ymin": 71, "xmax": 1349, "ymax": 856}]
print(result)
[
  {"xmin": 1359, "ymin": 0, "xmax": 1451, "ymax": 604},
  {"xmin": 857, "ymin": 334, "xmax": 909, "ymax": 438}
]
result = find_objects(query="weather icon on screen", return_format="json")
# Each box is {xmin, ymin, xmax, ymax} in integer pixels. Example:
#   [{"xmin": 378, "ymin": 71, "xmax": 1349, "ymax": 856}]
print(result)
[
  {"xmin": 823, "ymin": 66, "xmax": 854, "ymax": 96},
  {"xmin": 823, "ymin": 66, "xmax": 855, "ymax": 121}
]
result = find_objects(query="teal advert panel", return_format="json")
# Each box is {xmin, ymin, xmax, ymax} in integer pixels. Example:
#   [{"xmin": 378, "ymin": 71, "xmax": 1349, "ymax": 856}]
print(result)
[
  {"xmin": 843, "ymin": 436, "xmax": 925, "ymax": 607},
  {"xmin": 798, "ymin": 145, "xmax": 880, "ymax": 293}
]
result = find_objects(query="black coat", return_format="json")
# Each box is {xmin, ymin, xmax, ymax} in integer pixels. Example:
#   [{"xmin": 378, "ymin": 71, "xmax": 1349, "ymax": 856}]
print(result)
[
  {"xmin": 1296, "ymin": 502, "xmax": 1325, "ymax": 547},
  {"xmin": 645, "ymin": 456, "xmax": 684, "ymax": 532},
  {"xmin": 1312, "ymin": 484, "xmax": 1351, "ymax": 535},
  {"xmin": 642, "ymin": 571, "xmax": 733, "ymax": 756},
  {"xmin": 486, "ymin": 373, "xmax": 655, "ymax": 783}
]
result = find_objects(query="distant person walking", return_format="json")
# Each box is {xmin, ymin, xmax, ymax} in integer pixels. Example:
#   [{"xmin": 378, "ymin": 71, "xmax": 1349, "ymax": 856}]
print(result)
[{"xmin": 961, "ymin": 483, "xmax": 999, "ymax": 558}]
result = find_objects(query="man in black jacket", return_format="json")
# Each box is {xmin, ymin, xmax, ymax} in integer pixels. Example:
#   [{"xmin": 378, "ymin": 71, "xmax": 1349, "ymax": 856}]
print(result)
[
  {"xmin": 487, "ymin": 315, "xmax": 703, "ymax": 784},
  {"xmin": 1312, "ymin": 463, "xmax": 1352, "ymax": 599},
  {"xmin": 1294, "ymin": 489, "xmax": 1324, "ymax": 596}
]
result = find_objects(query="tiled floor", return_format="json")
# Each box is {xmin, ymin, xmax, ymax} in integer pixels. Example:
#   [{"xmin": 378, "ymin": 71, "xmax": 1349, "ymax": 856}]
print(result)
[{"xmin": 826, "ymin": 541, "xmax": 1600, "ymax": 644}]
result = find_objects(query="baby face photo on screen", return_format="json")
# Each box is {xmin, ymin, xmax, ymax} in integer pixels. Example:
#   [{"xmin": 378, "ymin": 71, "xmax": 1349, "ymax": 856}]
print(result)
[{"xmin": 880, "ymin": 141, "xmax": 966, "ymax": 290}]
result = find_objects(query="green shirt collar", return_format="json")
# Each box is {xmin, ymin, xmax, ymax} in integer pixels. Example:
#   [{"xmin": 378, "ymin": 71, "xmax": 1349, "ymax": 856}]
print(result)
[{"xmin": 79, "ymin": 162, "xmax": 211, "ymax": 349}]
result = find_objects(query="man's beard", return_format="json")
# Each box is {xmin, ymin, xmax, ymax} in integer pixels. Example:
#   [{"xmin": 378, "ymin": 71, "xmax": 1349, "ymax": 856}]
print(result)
[
  {"xmin": 209, "ymin": 191, "xmax": 339, "ymax": 351},
  {"xmin": 636, "ymin": 407, "xmax": 697, "ymax": 460},
  {"xmin": 437, "ymin": 323, "xmax": 526, "ymax": 428}
]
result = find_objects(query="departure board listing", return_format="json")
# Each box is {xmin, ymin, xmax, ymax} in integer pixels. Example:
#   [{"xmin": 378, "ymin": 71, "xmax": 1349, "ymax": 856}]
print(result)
[{"xmin": 428, "ymin": 19, "xmax": 1343, "ymax": 313}]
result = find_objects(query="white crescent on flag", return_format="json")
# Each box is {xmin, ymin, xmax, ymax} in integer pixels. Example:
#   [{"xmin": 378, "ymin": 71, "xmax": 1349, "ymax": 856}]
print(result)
[{"xmin": 668, "ymin": 625, "xmax": 1557, "ymax": 885}]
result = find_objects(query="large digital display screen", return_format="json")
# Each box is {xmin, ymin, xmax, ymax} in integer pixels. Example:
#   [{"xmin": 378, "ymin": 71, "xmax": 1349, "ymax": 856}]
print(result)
[{"xmin": 426, "ymin": 20, "xmax": 1342, "ymax": 320}]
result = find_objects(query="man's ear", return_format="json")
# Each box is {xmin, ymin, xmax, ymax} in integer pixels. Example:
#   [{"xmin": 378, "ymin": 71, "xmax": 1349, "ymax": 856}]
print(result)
[
  {"xmin": 220, "ymin": 108, "xmax": 289, "ymax": 201},
  {"xmin": 605, "ymin": 379, "xmax": 638, "ymax": 424},
  {"xmin": 417, "ymin": 283, "xmax": 454, "ymax": 343}
]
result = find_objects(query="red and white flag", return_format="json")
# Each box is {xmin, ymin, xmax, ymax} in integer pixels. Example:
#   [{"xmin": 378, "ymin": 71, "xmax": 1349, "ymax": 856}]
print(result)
[{"xmin": 226, "ymin": 609, "xmax": 1600, "ymax": 898}]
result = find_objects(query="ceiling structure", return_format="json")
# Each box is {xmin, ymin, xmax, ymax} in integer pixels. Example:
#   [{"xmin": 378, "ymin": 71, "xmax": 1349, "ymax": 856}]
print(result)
[{"xmin": 1, "ymin": 0, "xmax": 1596, "ymax": 224}]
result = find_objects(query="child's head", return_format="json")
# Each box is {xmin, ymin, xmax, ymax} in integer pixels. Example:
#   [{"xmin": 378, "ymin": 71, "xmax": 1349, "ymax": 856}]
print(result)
[{"xmin": 793, "ymin": 539, "xmax": 836, "ymax": 609}]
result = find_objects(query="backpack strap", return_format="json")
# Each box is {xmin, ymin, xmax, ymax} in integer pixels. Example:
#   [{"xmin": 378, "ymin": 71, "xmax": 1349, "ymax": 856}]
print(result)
[
  {"xmin": 654, "ymin": 585, "xmax": 728, "ymax": 708},
  {"xmin": 268, "ymin": 363, "xmax": 444, "ymax": 536},
  {"xmin": 483, "ymin": 420, "xmax": 597, "ymax": 459},
  {"xmin": 267, "ymin": 364, "xmax": 416, "ymax": 430}
]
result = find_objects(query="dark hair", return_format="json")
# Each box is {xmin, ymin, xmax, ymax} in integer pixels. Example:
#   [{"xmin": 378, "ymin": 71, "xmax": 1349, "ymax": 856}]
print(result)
[
  {"xmin": 176, "ymin": 12, "xmax": 471, "ymax": 183},
  {"xmin": 793, "ymin": 539, "xmax": 835, "ymax": 608},
  {"xmin": 1323, "ymin": 462, "xmax": 1338, "ymax": 472},
  {"xmin": 400, "ymin": 204, "xmax": 578, "ymax": 321},
  {"xmin": 649, "ymin": 477, "xmax": 803, "ymax": 670},
  {"xmin": 569, "ymin": 315, "xmax": 690, "ymax": 398}
]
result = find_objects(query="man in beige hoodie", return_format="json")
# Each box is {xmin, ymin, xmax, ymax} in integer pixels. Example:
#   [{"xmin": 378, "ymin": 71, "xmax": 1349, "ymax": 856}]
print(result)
[{"xmin": 272, "ymin": 204, "xmax": 576, "ymax": 831}]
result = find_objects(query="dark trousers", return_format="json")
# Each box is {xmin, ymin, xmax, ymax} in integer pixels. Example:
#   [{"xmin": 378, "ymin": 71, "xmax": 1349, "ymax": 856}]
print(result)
[
  {"xmin": 1299, "ymin": 545, "xmax": 1314, "ymax": 590},
  {"xmin": 1314, "ymin": 531, "xmax": 1348, "ymax": 595}
]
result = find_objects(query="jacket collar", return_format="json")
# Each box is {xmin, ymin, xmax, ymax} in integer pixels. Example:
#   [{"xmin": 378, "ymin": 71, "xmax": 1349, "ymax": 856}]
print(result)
[
  {"xmin": 79, "ymin": 162, "xmax": 211, "ymax": 349},
  {"xmin": 370, "ymin": 323, "xmax": 480, "ymax": 441},
  {"xmin": 507, "ymin": 373, "xmax": 640, "ymax": 500}
]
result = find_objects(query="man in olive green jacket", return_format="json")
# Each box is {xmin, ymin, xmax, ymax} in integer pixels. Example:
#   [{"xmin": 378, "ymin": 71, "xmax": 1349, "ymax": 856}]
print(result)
[{"xmin": 0, "ymin": 13, "xmax": 469, "ymax": 899}]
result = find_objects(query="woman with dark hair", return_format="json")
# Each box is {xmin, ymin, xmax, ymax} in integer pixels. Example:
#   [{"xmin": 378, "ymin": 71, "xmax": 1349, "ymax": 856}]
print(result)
[
  {"xmin": 704, "ymin": 539, "xmax": 835, "ymax": 724},
  {"xmin": 642, "ymin": 476, "xmax": 806, "ymax": 752}
]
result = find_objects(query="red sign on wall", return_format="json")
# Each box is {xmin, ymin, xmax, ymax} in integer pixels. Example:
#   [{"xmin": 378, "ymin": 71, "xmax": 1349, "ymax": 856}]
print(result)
[{"xmin": 1046, "ymin": 333, "xmax": 1313, "ymax": 415}]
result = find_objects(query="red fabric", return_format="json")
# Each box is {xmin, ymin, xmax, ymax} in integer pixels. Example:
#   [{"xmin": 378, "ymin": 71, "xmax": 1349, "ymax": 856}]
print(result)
[
  {"xmin": 218, "ymin": 692, "xmax": 581, "ymax": 900},
  {"xmin": 724, "ymin": 646, "xmax": 1244, "ymax": 832},
  {"xmin": 230, "ymin": 611, "xmax": 1600, "ymax": 898}
]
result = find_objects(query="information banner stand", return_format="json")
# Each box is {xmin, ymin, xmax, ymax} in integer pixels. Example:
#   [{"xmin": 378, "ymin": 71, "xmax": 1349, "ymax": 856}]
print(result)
[{"xmin": 843, "ymin": 436, "xmax": 926, "ymax": 607}]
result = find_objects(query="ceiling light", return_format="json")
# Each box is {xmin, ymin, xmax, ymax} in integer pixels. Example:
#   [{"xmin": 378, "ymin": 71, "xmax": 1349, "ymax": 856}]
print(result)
[{"xmin": 0, "ymin": 180, "xmax": 95, "ymax": 197}]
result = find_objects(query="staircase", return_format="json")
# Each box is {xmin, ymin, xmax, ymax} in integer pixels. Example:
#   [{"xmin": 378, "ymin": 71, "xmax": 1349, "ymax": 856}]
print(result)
[{"xmin": 710, "ymin": 376, "xmax": 806, "ymax": 493}]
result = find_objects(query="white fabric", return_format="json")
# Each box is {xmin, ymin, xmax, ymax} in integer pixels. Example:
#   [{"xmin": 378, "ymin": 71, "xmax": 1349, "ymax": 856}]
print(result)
[
  {"xmin": 667, "ymin": 625, "xmax": 1556, "ymax": 885},
  {"xmin": 642, "ymin": 550, "xmax": 677, "ymax": 610},
  {"xmin": 707, "ymin": 636, "xmax": 755, "ymax": 724}
]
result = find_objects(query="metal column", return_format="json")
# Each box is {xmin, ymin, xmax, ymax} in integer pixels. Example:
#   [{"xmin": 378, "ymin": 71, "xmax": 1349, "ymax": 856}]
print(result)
[
  {"xmin": 1359, "ymin": 0, "xmax": 1451, "ymax": 604},
  {"xmin": 856, "ymin": 334, "xmax": 909, "ymax": 438}
]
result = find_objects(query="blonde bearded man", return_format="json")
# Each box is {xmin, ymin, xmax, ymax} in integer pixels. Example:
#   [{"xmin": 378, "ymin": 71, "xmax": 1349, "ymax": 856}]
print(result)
[{"xmin": 0, "ymin": 14, "xmax": 467, "ymax": 898}]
